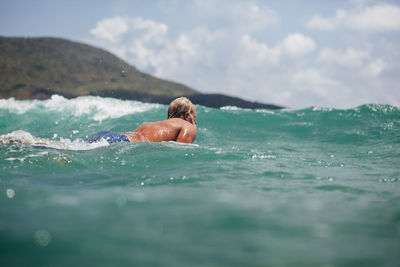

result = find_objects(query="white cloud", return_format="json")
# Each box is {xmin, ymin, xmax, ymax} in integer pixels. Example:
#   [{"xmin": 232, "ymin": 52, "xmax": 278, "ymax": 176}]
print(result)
[
  {"xmin": 292, "ymin": 69, "xmax": 337, "ymax": 98},
  {"xmin": 90, "ymin": 17, "xmax": 170, "ymax": 72},
  {"xmin": 86, "ymin": 1, "xmax": 400, "ymax": 109},
  {"xmin": 89, "ymin": 12, "xmax": 301, "ymax": 79},
  {"xmin": 306, "ymin": 15, "xmax": 337, "ymax": 31},
  {"xmin": 89, "ymin": 14, "xmax": 379, "ymax": 108},
  {"xmin": 293, "ymin": 69, "xmax": 337, "ymax": 88},
  {"xmin": 306, "ymin": 4, "xmax": 400, "ymax": 32},
  {"xmin": 239, "ymin": 34, "xmax": 281, "ymax": 66},
  {"xmin": 367, "ymin": 58, "xmax": 385, "ymax": 77},
  {"xmin": 281, "ymin": 33, "xmax": 316, "ymax": 56},
  {"xmin": 90, "ymin": 16, "xmax": 168, "ymax": 45},
  {"xmin": 129, "ymin": 17, "xmax": 168, "ymax": 42},
  {"xmin": 190, "ymin": 0, "xmax": 278, "ymax": 33},
  {"xmin": 318, "ymin": 47, "xmax": 386, "ymax": 77},
  {"xmin": 352, "ymin": 5, "xmax": 400, "ymax": 31},
  {"xmin": 238, "ymin": 33, "xmax": 315, "ymax": 68},
  {"xmin": 90, "ymin": 17, "xmax": 129, "ymax": 42},
  {"xmin": 318, "ymin": 47, "xmax": 368, "ymax": 67}
]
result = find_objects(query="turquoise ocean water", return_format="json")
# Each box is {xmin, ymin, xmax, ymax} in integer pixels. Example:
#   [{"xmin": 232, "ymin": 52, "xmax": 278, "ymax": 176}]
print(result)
[{"xmin": 0, "ymin": 95, "xmax": 399, "ymax": 266}]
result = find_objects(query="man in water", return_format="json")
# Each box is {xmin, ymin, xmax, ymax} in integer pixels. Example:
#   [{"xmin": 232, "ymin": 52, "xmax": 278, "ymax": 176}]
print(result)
[{"xmin": 86, "ymin": 97, "xmax": 197, "ymax": 144}]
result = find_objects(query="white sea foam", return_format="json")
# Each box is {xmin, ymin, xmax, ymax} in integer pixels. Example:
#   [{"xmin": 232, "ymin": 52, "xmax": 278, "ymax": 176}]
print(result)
[
  {"xmin": 255, "ymin": 109, "xmax": 275, "ymax": 114},
  {"xmin": 0, "ymin": 130, "xmax": 108, "ymax": 150},
  {"xmin": 5, "ymin": 151, "xmax": 49, "ymax": 162},
  {"xmin": 220, "ymin": 106, "xmax": 254, "ymax": 112},
  {"xmin": 0, "ymin": 94, "xmax": 160, "ymax": 121},
  {"xmin": 0, "ymin": 97, "xmax": 39, "ymax": 114},
  {"xmin": 311, "ymin": 106, "xmax": 333, "ymax": 112},
  {"xmin": 220, "ymin": 106, "xmax": 252, "ymax": 112},
  {"xmin": 220, "ymin": 106, "xmax": 241, "ymax": 110}
]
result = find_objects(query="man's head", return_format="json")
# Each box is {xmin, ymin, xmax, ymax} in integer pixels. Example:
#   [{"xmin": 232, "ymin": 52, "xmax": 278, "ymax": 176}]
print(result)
[{"xmin": 168, "ymin": 97, "xmax": 197, "ymax": 125}]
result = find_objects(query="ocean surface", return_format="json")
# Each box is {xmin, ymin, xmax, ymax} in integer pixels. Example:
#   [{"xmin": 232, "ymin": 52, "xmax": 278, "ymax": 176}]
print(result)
[{"xmin": 0, "ymin": 95, "xmax": 399, "ymax": 267}]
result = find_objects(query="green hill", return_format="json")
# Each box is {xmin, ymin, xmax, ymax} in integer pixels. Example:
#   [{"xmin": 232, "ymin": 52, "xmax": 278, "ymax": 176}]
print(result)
[{"xmin": 0, "ymin": 36, "xmax": 282, "ymax": 109}]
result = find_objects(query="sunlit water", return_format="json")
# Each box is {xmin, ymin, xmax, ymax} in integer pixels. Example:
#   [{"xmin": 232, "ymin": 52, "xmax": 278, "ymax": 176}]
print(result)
[{"xmin": 1, "ymin": 95, "xmax": 399, "ymax": 266}]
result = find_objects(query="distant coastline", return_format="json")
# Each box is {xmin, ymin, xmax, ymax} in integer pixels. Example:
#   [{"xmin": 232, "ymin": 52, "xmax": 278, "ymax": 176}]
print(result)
[{"xmin": 0, "ymin": 36, "xmax": 283, "ymax": 109}]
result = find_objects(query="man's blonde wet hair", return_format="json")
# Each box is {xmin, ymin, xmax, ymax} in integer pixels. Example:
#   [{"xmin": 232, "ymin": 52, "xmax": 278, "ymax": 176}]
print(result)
[{"xmin": 168, "ymin": 97, "xmax": 195, "ymax": 119}]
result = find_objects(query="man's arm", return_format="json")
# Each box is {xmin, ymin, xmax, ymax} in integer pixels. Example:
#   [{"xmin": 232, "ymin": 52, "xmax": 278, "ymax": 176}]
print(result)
[{"xmin": 176, "ymin": 125, "xmax": 196, "ymax": 143}]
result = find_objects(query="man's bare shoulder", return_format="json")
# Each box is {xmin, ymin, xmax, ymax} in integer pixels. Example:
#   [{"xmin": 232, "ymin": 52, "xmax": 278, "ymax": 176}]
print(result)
[
  {"xmin": 127, "ymin": 118, "xmax": 196, "ymax": 143},
  {"xmin": 171, "ymin": 118, "xmax": 196, "ymax": 143},
  {"xmin": 163, "ymin": 118, "xmax": 194, "ymax": 126}
]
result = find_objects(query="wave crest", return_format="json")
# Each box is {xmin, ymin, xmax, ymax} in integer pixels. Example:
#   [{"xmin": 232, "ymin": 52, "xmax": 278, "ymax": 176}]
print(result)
[{"xmin": 0, "ymin": 94, "xmax": 160, "ymax": 121}]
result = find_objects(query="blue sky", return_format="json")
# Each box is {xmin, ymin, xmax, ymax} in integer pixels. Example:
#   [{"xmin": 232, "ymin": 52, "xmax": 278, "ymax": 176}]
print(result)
[{"xmin": 1, "ymin": 0, "xmax": 400, "ymax": 108}]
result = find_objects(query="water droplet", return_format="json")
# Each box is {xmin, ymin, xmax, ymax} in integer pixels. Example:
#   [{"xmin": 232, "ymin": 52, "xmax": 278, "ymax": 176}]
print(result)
[
  {"xmin": 6, "ymin": 188, "xmax": 15, "ymax": 199},
  {"xmin": 34, "ymin": 230, "xmax": 51, "ymax": 247}
]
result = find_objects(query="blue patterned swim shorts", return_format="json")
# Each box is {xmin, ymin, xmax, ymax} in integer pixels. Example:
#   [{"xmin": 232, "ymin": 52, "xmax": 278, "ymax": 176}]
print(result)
[{"xmin": 86, "ymin": 131, "xmax": 130, "ymax": 144}]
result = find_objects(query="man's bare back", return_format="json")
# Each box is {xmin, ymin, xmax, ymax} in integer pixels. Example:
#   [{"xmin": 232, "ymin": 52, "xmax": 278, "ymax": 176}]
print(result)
[
  {"xmin": 124, "ymin": 97, "xmax": 197, "ymax": 143},
  {"xmin": 124, "ymin": 118, "xmax": 196, "ymax": 143}
]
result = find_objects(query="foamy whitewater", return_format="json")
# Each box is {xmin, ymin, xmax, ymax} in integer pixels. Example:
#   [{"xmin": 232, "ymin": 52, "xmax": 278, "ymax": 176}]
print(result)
[{"xmin": 1, "ymin": 95, "xmax": 399, "ymax": 266}]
